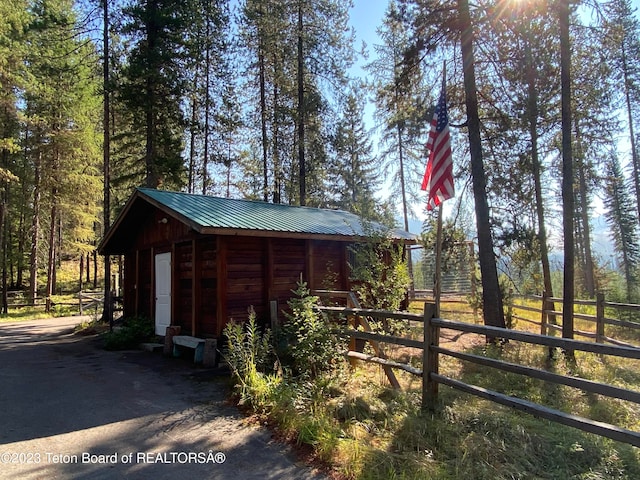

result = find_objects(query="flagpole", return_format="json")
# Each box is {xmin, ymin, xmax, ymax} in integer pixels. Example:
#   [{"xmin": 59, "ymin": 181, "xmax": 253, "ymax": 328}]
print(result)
[
  {"xmin": 433, "ymin": 203, "xmax": 443, "ymax": 318},
  {"xmin": 433, "ymin": 62, "xmax": 446, "ymax": 318},
  {"xmin": 422, "ymin": 60, "xmax": 450, "ymax": 318}
]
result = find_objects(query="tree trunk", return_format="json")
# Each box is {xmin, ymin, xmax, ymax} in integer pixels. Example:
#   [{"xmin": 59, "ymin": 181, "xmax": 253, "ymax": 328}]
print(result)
[
  {"xmin": 0, "ymin": 195, "xmax": 7, "ymax": 315},
  {"xmin": 188, "ymin": 94, "xmax": 197, "ymax": 194},
  {"xmin": 525, "ymin": 36, "xmax": 555, "ymax": 321},
  {"xmin": 458, "ymin": 0, "xmax": 505, "ymax": 331},
  {"xmin": 258, "ymin": 17, "xmax": 269, "ymax": 202},
  {"xmin": 576, "ymin": 148, "xmax": 595, "ymax": 296},
  {"xmin": 621, "ymin": 42, "xmax": 640, "ymax": 220},
  {"xmin": 102, "ymin": 0, "xmax": 112, "ymax": 325},
  {"xmin": 93, "ymin": 250, "xmax": 98, "ymax": 290},
  {"xmin": 17, "ymin": 196, "xmax": 25, "ymax": 288},
  {"xmin": 560, "ymin": 0, "xmax": 575, "ymax": 341},
  {"xmin": 45, "ymin": 195, "xmax": 57, "ymax": 313},
  {"xmin": 1, "ymin": 145, "xmax": 7, "ymax": 314},
  {"xmin": 573, "ymin": 118, "xmax": 595, "ymax": 297},
  {"xmin": 272, "ymin": 55, "xmax": 281, "ymax": 204},
  {"xmin": 145, "ymin": 0, "xmax": 158, "ymax": 189},
  {"xmin": 202, "ymin": 3, "xmax": 211, "ymax": 196},
  {"xmin": 79, "ymin": 254, "xmax": 84, "ymax": 292},
  {"xmin": 297, "ymin": 1, "xmax": 306, "ymax": 206},
  {"xmin": 29, "ymin": 150, "xmax": 41, "ymax": 305}
]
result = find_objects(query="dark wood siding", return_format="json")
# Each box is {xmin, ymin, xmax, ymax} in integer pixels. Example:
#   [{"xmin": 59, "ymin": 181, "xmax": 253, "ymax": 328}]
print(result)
[
  {"xmin": 199, "ymin": 237, "xmax": 217, "ymax": 336},
  {"xmin": 175, "ymin": 242, "xmax": 193, "ymax": 333},
  {"xmin": 138, "ymin": 248, "xmax": 152, "ymax": 319},
  {"xmin": 269, "ymin": 238, "xmax": 306, "ymax": 310},
  {"xmin": 310, "ymin": 240, "xmax": 347, "ymax": 291},
  {"xmin": 115, "ymin": 202, "xmax": 361, "ymax": 337},
  {"xmin": 225, "ymin": 236, "xmax": 266, "ymax": 323},
  {"xmin": 123, "ymin": 253, "xmax": 136, "ymax": 317}
]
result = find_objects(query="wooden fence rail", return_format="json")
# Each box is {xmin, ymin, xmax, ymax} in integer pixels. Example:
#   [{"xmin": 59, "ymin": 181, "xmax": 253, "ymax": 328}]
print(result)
[
  {"xmin": 78, "ymin": 291, "xmax": 104, "ymax": 315},
  {"xmin": 316, "ymin": 292, "xmax": 640, "ymax": 448},
  {"xmin": 510, "ymin": 292, "xmax": 640, "ymax": 347}
]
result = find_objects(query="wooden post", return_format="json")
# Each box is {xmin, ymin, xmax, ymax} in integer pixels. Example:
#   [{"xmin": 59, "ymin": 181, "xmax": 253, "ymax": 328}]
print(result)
[
  {"xmin": 422, "ymin": 302, "xmax": 439, "ymax": 411},
  {"xmin": 191, "ymin": 239, "xmax": 198, "ymax": 336},
  {"xmin": 347, "ymin": 293, "xmax": 362, "ymax": 366},
  {"xmin": 216, "ymin": 237, "xmax": 228, "ymax": 337},
  {"xmin": 596, "ymin": 292, "xmax": 605, "ymax": 343},
  {"xmin": 468, "ymin": 241, "xmax": 478, "ymax": 321},
  {"xmin": 540, "ymin": 290, "xmax": 548, "ymax": 336},
  {"xmin": 270, "ymin": 300, "xmax": 279, "ymax": 330}
]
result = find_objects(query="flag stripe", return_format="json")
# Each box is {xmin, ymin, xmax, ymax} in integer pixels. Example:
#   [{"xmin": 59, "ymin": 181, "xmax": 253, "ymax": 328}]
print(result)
[{"xmin": 421, "ymin": 80, "xmax": 454, "ymax": 211}]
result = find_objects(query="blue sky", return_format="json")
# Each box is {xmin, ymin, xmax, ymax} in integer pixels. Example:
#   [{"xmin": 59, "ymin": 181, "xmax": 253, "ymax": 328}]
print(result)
[
  {"xmin": 350, "ymin": 0, "xmax": 387, "ymax": 51},
  {"xmin": 349, "ymin": 0, "xmax": 640, "ymax": 57},
  {"xmin": 346, "ymin": 0, "xmax": 627, "ymax": 254}
]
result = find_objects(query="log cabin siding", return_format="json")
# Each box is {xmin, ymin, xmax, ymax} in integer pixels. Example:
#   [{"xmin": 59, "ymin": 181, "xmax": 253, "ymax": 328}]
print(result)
[
  {"xmin": 102, "ymin": 190, "xmax": 415, "ymax": 339},
  {"xmin": 225, "ymin": 236, "xmax": 266, "ymax": 325}
]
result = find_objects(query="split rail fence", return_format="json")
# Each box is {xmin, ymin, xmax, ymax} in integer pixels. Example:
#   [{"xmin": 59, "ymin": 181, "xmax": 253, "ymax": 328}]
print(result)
[
  {"xmin": 510, "ymin": 292, "xmax": 640, "ymax": 347},
  {"xmin": 315, "ymin": 290, "xmax": 640, "ymax": 448}
]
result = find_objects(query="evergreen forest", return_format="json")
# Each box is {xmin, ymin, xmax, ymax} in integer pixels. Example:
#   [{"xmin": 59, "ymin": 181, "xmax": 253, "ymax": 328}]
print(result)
[{"xmin": 1, "ymin": 0, "xmax": 640, "ymax": 319}]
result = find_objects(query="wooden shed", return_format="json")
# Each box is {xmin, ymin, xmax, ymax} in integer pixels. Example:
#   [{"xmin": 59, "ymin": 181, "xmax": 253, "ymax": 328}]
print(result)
[{"xmin": 98, "ymin": 188, "xmax": 415, "ymax": 337}]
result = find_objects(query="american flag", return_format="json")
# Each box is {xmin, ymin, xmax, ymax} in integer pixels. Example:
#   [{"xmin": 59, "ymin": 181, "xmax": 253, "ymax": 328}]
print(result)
[{"xmin": 421, "ymin": 81, "xmax": 454, "ymax": 211}]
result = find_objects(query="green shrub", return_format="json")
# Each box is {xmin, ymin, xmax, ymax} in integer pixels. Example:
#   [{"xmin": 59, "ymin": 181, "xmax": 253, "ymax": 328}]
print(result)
[
  {"xmin": 282, "ymin": 280, "xmax": 343, "ymax": 379},
  {"xmin": 223, "ymin": 309, "xmax": 281, "ymax": 409},
  {"xmin": 349, "ymin": 233, "xmax": 411, "ymax": 312},
  {"xmin": 102, "ymin": 316, "xmax": 154, "ymax": 350}
]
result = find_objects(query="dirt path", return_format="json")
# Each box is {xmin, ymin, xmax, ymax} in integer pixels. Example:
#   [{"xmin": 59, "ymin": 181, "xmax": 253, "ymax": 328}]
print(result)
[{"xmin": 0, "ymin": 317, "xmax": 326, "ymax": 480}]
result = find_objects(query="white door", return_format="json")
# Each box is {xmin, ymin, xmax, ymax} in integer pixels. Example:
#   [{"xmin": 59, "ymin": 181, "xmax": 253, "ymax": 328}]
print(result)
[{"xmin": 154, "ymin": 252, "xmax": 172, "ymax": 336}]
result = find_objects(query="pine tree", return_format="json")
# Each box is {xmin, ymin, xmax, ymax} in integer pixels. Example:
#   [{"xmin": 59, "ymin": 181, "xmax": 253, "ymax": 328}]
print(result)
[
  {"xmin": 604, "ymin": 153, "xmax": 639, "ymax": 302},
  {"xmin": 120, "ymin": 0, "xmax": 189, "ymax": 189},
  {"xmin": 368, "ymin": 0, "xmax": 429, "ymax": 231},
  {"xmin": 603, "ymin": 0, "xmax": 640, "ymax": 220},
  {"xmin": 0, "ymin": 0, "xmax": 29, "ymax": 311},
  {"xmin": 328, "ymin": 85, "xmax": 382, "ymax": 221},
  {"xmin": 239, "ymin": 0, "xmax": 294, "ymax": 203},
  {"xmin": 239, "ymin": 0, "xmax": 354, "ymax": 206},
  {"xmin": 23, "ymin": 0, "xmax": 102, "ymax": 307}
]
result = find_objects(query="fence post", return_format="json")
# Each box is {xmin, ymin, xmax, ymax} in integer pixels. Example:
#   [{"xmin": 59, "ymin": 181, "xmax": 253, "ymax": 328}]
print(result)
[
  {"xmin": 79, "ymin": 292, "xmax": 83, "ymax": 316},
  {"xmin": 540, "ymin": 291, "xmax": 548, "ymax": 336},
  {"xmin": 596, "ymin": 292, "xmax": 605, "ymax": 343},
  {"xmin": 346, "ymin": 293, "xmax": 363, "ymax": 362},
  {"xmin": 422, "ymin": 302, "xmax": 439, "ymax": 411}
]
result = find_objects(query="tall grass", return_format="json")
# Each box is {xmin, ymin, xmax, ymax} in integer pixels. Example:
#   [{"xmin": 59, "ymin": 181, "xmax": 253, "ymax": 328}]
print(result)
[{"xmin": 225, "ymin": 295, "xmax": 640, "ymax": 479}]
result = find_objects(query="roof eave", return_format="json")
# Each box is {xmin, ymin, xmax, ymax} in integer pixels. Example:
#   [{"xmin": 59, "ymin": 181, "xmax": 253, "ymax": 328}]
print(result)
[
  {"xmin": 98, "ymin": 188, "xmax": 206, "ymax": 255},
  {"xmin": 198, "ymin": 226, "xmax": 417, "ymax": 243},
  {"xmin": 98, "ymin": 189, "xmax": 417, "ymax": 255}
]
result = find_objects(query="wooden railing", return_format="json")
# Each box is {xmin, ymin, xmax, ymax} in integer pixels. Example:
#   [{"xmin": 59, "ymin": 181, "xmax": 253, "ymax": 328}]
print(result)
[
  {"xmin": 78, "ymin": 291, "xmax": 104, "ymax": 315},
  {"xmin": 510, "ymin": 292, "xmax": 640, "ymax": 347},
  {"xmin": 315, "ymin": 291, "xmax": 640, "ymax": 448}
]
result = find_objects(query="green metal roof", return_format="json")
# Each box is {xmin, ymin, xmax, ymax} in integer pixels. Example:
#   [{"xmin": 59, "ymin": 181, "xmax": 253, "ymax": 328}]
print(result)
[{"xmin": 137, "ymin": 188, "xmax": 415, "ymax": 241}]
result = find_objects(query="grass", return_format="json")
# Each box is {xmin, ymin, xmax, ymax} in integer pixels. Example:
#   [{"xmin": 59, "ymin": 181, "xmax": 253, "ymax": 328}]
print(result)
[
  {"xmin": 274, "ymin": 355, "xmax": 640, "ymax": 480},
  {"xmin": 230, "ymin": 296, "xmax": 640, "ymax": 480},
  {"xmin": 0, "ymin": 294, "xmax": 87, "ymax": 322}
]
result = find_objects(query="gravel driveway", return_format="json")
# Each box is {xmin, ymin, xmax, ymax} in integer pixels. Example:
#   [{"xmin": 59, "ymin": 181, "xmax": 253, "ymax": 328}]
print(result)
[{"xmin": 0, "ymin": 317, "xmax": 326, "ymax": 480}]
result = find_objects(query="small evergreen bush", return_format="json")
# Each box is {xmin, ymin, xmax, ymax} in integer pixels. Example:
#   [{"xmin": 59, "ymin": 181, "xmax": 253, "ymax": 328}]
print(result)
[
  {"xmin": 282, "ymin": 280, "xmax": 343, "ymax": 379},
  {"xmin": 102, "ymin": 316, "xmax": 154, "ymax": 350}
]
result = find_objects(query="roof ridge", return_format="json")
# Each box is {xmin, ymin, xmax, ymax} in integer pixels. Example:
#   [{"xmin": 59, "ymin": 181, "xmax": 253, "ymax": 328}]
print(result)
[{"xmin": 137, "ymin": 187, "xmax": 358, "ymax": 216}]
